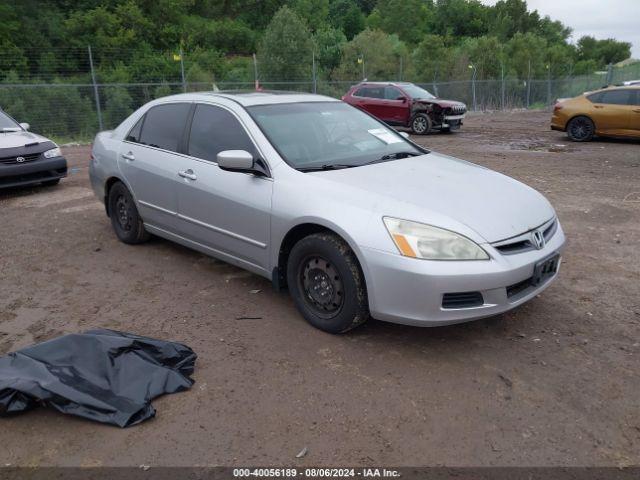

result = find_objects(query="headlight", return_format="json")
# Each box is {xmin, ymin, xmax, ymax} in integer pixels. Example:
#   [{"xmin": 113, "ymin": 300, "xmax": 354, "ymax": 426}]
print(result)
[
  {"xmin": 43, "ymin": 147, "xmax": 62, "ymax": 159},
  {"xmin": 383, "ymin": 217, "xmax": 489, "ymax": 260}
]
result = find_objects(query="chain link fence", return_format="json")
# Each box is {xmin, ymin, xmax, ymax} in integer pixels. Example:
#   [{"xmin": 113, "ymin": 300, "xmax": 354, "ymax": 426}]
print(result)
[{"xmin": 1, "ymin": 47, "xmax": 639, "ymax": 141}]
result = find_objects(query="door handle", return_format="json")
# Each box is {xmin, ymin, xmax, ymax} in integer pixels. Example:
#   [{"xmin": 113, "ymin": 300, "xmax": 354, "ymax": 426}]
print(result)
[
  {"xmin": 178, "ymin": 169, "xmax": 197, "ymax": 181},
  {"xmin": 594, "ymin": 105, "xmax": 604, "ymax": 109},
  {"xmin": 121, "ymin": 152, "xmax": 135, "ymax": 161}
]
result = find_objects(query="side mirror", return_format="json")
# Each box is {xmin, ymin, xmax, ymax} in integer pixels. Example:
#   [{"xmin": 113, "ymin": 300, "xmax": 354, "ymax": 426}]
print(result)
[
  {"xmin": 217, "ymin": 150, "xmax": 268, "ymax": 177},
  {"xmin": 19, "ymin": 122, "xmax": 30, "ymax": 131},
  {"xmin": 397, "ymin": 96, "xmax": 407, "ymax": 102}
]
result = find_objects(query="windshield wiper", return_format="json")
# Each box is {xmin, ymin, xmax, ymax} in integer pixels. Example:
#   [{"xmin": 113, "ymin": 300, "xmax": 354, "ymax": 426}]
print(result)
[
  {"xmin": 364, "ymin": 151, "xmax": 422, "ymax": 165},
  {"xmin": 297, "ymin": 164, "xmax": 357, "ymax": 172}
]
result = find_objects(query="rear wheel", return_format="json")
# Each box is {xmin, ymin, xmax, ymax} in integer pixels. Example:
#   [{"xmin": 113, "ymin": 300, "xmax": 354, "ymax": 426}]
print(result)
[
  {"xmin": 411, "ymin": 113, "xmax": 431, "ymax": 135},
  {"xmin": 107, "ymin": 181, "xmax": 150, "ymax": 244},
  {"xmin": 286, "ymin": 233, "xmax": 369, "ymax": 334},
  {"xmin": 567, "ymin": 116, "xmax": 595, "ymax": 142}
]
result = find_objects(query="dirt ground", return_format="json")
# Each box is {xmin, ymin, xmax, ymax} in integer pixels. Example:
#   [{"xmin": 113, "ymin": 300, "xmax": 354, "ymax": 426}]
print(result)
[{"xmin": 0, "ymin": 110, "xmax": 639, "ymax": 467}]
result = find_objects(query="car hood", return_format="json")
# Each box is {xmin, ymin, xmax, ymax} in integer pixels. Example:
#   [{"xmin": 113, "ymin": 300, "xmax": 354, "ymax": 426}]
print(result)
[
  {"xmin": 311, "ymin": 153, "xmax": 554, "ymax": 243},
  {"xmin": 0, "ymin": 130, "xmax": 52, "ymax": 149},
  {"xmin": 415, "ymin": 98, "xmax": 466, "ymax": 109}
]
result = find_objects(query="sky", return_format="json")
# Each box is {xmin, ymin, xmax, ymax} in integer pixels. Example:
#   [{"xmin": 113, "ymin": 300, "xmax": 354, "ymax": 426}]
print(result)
[{"xmin": 479, "ymin": 0, "xmax": 640, "ymax": 59}]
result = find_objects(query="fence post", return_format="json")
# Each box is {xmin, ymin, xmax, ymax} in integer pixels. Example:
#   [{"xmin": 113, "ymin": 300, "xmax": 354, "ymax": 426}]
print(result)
[
  {"xmin": 500, "ymin": 62, "xmax": 505, "ymax": 111},
  {"xmin": 252, "ymin": 53, "xmax": 259, "ymax": 90},
  {"xmin": 179, "ymin": 47, "xmax": 186, "ymax": 93},
  {"xmin": 312, "ymin": 50, "xmax": 317, "ymax": 94},
  {"xmin": 547, "ymin": 64, "xmax": 551, "ymax": 106},
  {"xmin": 606, "ymin": 63, "xmax": 613, "ymax": 85},
  {"xmin": 526, "ymin": 59, "xmax": 531, "ymax": 109},
  {"xmin": 88, "ymin": 45, "xmax": 103, "ymax": 131}
]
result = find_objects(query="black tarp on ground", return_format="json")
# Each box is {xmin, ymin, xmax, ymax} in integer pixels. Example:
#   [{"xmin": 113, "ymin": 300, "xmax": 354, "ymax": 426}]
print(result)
[{"xmin": 0, "ymin": 329, "xmax": 196, "ymax": 427}]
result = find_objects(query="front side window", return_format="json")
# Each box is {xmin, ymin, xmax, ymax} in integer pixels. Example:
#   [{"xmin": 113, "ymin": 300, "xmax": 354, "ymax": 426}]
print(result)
[
  {"xmin": 599, "ymin": 89, "xmax": 633, "ymax": 106},
  {"xmin": 138, "ymin": 103, "xmax": 191, "ymax": 152},
  {"xmin": 385, "ymin": 87, "xmax": 405, "ymax": 100},
  {"xmin": 187, "ymin": 105, "xmax": 257, "ymax": 162},
  {"xmin": 248, "ymin": 102, "xmax": 423, "ymax": 169},
  {"xmin": 400, "ymin": 84, "xmax": 436, "ymax": 100},
  {"xmin": 0, "ymin": 111, "xmax": 20, "ymax": 131}
]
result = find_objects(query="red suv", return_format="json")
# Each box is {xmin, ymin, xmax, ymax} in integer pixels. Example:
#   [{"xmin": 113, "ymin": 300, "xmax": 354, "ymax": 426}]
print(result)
[{"xmin": 342, "ymin": 82, "xmax": 467, "ymax": 135}]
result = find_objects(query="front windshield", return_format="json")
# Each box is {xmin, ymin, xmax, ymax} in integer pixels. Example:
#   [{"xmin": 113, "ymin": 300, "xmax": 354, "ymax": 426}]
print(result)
[
  {"xmin": 247, "ymin": 102, "xmax": 423, "ymax": 169},
  {"xmin": 401, "ymin": 85, "xmax": 436, "ymax": 100},
  {"xmin": 0, "ymin": 111, "xmax": 20, "ymax": 131}
]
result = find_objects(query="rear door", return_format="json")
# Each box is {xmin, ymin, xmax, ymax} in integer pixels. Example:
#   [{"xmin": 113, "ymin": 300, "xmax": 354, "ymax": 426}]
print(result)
[
  {"xmin": 592, "ymin": 89, "xmax": 634, "ymax": 135},
  {"xmin": 630, "ymin": 89, "xmax": 640, "ymax": 133},
  {"xmin": 119, "ymin": 103, "xmax": 191, "ymax": 231},
  {"xmin": 173, "ymin": 103, "xmax": 273, "ymax": 273},
  {"xmin": 351, "ymin": 86, "xmax": 389, "ymax": 121}
]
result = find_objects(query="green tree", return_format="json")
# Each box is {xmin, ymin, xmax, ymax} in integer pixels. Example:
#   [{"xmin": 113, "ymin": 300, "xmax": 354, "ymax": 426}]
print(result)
[
  {"xmin": 334, "ymin": 29, "xmax": 402, "ymax": 81},
  {"xmin": 288, "ymin": 0, "xmax": 329, "ymax": 32},
  {"xmin": 329, "ymin": 0, "xmax": 365, "ymax": 40},
  {"xmin": 314, "ymin": 27, "xmax": 347, "ymax": 76},
  {"xmin": 366, "ymin": 0, "xmax": 432, "ymax": 44},
  {"xmin": 258, "ymin": 6, "xmax": 314, "ymax": 82}
]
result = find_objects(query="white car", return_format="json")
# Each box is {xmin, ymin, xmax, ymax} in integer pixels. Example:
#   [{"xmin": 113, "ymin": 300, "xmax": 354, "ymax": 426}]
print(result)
[
  {"xmin": 0, "ymin": 110, "xmax": 66, "ymax": 189},
  {"xmin": 90, "ymin": 92, "xmax": 565, "ymax": 333}
]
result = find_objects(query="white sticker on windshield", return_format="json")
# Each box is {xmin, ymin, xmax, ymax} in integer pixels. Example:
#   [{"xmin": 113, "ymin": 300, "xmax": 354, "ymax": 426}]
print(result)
[{"xmin": 368, "ymin": 128, "xmax": 403, "ymax": 144}]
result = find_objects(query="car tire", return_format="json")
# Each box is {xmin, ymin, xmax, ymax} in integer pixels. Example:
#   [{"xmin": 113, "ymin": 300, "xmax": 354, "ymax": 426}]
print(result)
[
  {"xmin": 411, "ymin": 113, "xmax": 431, "ymax": 135},
  {"xmin": 566, "ymin": 116, "xmax": 595, "ymax": 142},
  {"xmin": 286, "ymin": 233, "xmax": 369, "ymax": 334},
  {"xmin": 41, "ymin": 179, "xmax": 60, "ymax": 186},
  {"xmin": 107, "ymin": 181, "xmax": 150, "ymax": 244}
]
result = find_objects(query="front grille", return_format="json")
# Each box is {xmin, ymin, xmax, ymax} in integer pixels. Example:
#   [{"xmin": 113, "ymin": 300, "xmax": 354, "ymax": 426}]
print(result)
[
  {"xmin": 0, "ymin": 153, "xmax": 41, "ymax": 165},
  {"xmin": 442, "ymin": 291, "xmax": 484, "ymax": 309},
  {"xmin": 494, "ymin": 219, "xmax": 558, "ymax": 255},
  {"xmin": 447, "ymin": 105, "xmax": 467, "ymax": 115}
]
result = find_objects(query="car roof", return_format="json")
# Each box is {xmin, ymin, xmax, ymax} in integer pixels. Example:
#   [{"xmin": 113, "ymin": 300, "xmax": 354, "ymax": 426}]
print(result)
[
  {"xmin": 356, "ymin": 81, "xmax": 414, "ymax": 87},
  {"xmin": 153, "ymin": 90, "xmax": 339, "ymax": 107}
]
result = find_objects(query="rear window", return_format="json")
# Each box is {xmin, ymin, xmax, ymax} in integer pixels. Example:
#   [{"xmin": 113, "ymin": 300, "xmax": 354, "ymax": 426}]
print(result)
[{"xmin": 138, "ymin": 103, "xmax": 191, "ymax": 152}]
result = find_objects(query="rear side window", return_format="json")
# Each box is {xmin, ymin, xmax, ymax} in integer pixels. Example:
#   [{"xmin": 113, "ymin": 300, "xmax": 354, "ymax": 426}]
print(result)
[
  {"xmin": 586, "ymin": 92, "xmax": 603, "ymax": 103},
  {"xmin": 138, "ymin": 103, "xmax": 191, "ymax": 152},
  {"xmin": 187, "ymin": 104, "xmax": 257, "ymax": 162},
  {"xmin": 599, "ymin": 89, "xmax": 633, "ymax": 106},
  {"xmin": 126, "ymin": 116, "xmax": 144, "ymax": 142},
  {"xmin": 354, "ymin": 86, "xmax": 384, "ymax": 99}
]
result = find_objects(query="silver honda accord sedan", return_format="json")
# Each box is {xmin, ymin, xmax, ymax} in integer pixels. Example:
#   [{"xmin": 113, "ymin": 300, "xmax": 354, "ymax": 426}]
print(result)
[{"xmin": 89, "ymin": 92, "xmax": 565, "ymax": 333}]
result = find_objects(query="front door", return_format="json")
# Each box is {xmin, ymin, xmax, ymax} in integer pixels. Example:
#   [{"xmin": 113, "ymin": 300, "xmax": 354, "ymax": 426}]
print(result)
[
  {"xmin": 593, "ymin": 89, "xmax": 634, "ymax": 136},
  {"xmin": 119, "ymin": 103, "xmax": 191, "ymax": 231},
  {"xmin": 174, "ymin": 104, "xmax": 273, "ymax": 274}
]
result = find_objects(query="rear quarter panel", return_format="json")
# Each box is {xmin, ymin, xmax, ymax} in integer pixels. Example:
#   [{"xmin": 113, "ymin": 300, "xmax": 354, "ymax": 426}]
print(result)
[{"xmin": 89, "ymin": 131, "xmax": 124, "ymax": 205}]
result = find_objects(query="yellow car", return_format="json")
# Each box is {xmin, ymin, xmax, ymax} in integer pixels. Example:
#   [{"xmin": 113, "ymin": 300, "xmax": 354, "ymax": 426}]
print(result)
[{"xmin": 551, "ymin": 85, "xmax": 640, "ymax": 141}]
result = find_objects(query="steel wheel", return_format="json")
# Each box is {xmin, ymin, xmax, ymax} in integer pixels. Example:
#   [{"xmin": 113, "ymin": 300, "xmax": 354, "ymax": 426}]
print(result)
[
  {"xmin": 115, "ymin": 194, "xmax": 133, "ymax": 232},
  {"xmin": 298, "ymin": 255, "xmax": 344, "ymax": 319},
  {"xmin": 567, "ymin": 116, "xmax": 594, "ymax": 142}
]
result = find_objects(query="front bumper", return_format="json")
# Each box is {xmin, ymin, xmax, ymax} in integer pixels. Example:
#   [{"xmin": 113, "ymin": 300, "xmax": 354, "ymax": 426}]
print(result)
[
  {"xmin": 361, "ymin": 222, "xmax": 566, "ymax": 326},
  {"xmin": 0, "ymin": 156, "xmax": 67, "ymax": 189}
]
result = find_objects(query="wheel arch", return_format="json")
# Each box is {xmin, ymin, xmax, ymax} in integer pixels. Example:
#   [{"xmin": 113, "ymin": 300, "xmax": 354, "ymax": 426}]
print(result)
[
  {"xmin": 103, "ymin": 176, "xmax": 123, "ymax": 217},
  {"xmin": 274, "ymin": 221, "xmax": 369, "ymax": 293},
  {"xmin": 566, "ymin": 113, "xmax": 597, "ymax": 132}
]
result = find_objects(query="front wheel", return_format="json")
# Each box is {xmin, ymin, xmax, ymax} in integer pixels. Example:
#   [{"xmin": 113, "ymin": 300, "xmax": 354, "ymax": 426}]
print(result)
[
  {"xmin": 287, "ymin": 233, "xmax": 369, "ymax": 333},
  {"xmin": 411, "ymin": 113, "xmax": 431, "ymax": 135},
  {"xmin": 107, "ymin": 181, "xmax": 150, "ymax": 244},
  {"xmin": 567, "ymin": 116, "xmax": 595, "ymax": 142}
]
